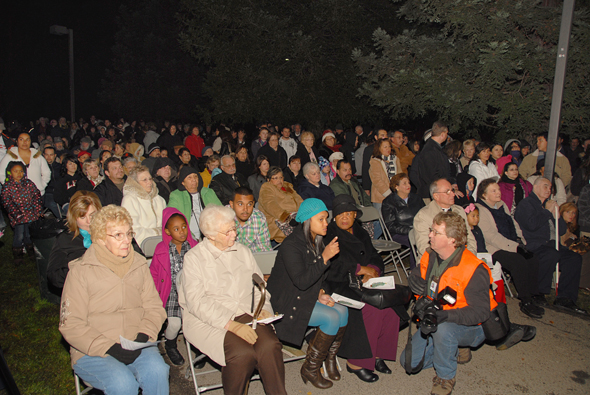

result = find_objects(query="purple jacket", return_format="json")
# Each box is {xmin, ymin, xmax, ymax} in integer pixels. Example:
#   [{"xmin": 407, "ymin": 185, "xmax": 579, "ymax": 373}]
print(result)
[
  {"xmin": 150, "ymin": 207, "xmax": 198, "ymax": 307},
  {"xmin": 498, "ymin": 178, "xmax": 532, "ymax": 212}
]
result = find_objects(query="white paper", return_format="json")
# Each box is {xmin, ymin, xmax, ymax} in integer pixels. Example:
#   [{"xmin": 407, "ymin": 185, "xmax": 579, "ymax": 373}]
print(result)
[
  {"xmin": 363, "ymin": 276, "xmax": 395, "ymax": 290},
  {"xmin": 477, "ymin": 253, "xmax": 494, "ymax": 268},
  {"xmin": 246, "ymin": 314, "xmax": 284, "ymax": 326},
  {"xmin": 119, "ymin": 335, "xmax": 161, "ymax": 351},
  {"xmin": 331, "ymin": 293, "xmax": 365, "ymax": 309}
]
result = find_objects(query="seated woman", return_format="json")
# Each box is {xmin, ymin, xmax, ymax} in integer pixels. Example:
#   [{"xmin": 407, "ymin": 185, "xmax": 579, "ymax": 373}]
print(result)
[
  {"xmin": 77, "ymin": 159, "xmax": 104, "ymax": 191},
  {"xmin": 121, "ymin": 165, "xmax": 166, "ymax": 247},
  {"xmin": 47, "ymin": 191, "xmax": 102, "ymax": 289},
  {"xmin": 55, "ymin": 154, "xmax": 83, "ymax": 213},
  {"xmin": 454, "ymin": 172, "xmax": 477, "ymax": 206},
  {"xmin": 324, "ymin": 194, "xmax": 401, "ymax": 382},
  {"xmin": 258, "ymin": 166, "xmax": 303, "ymax": 244},
  {"xmin": 152, "ymin": 157, "xmax": 178, "ymax": 203},
  {"xmin": 267, "ymin": 198, "xmax": 347, "ymax": 389},
  {"xmin": 475, "ymin": 178, "xmax": 545, "ymax": 319},
  {"xmin": 560, "ymin": 203, "xmax": 590, "ymax": 292},
  {"xmin": 468, "ymin": 142, "xmax": 499, "ymax": 198},
  {"xmin": 248, "ymin": 155, "xmax": 270, "ymax": 201},
  {"xmin": 381, "ymin": 173, "xmax": 425, "ymax": 270},
  {"xmin": 498, "ymin": 162, "xmax": 532, "ymax": 215},
  {"xmin": 178, "ymin": 206, "xmax": 286, "ymax": 395},
  {"xmin": 298, "ymin": 162, "xmax": 336, "ymax": 209},
  {"xmin": 59, "ymin": 205, "xmax": 169, "ymax": 395}
]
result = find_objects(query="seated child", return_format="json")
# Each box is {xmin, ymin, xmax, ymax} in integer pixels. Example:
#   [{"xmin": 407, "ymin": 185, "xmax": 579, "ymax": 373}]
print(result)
[
  {"xmin": 0, "ymin": 161, "xmax": 43, "ymax": 264},
  {"xmin": 150, "ymin": 207, "xmax": 198, "ymax": 365},
  {"xmin": 464, "ymin": 203, "xmax": 486, "ymax": 253}
]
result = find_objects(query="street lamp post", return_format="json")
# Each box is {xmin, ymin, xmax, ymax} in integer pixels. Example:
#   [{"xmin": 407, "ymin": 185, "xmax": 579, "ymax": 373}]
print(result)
[{"xmin": 50, "ymin": 25, "xmax": 75, "ymax": 123}]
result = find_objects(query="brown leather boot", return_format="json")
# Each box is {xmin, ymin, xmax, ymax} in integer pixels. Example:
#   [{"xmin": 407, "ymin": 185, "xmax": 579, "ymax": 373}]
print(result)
[
  {"xmin": 301, "ymin": 329, "xmax": 335, "ymax": 389},
  {"xmin": 324, "ymin": 326, "xmax": 346, "ymax": 380}
]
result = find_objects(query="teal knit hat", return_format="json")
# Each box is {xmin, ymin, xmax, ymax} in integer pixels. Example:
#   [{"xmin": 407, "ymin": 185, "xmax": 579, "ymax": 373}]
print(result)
[{"xmin": 296, "ymin": 198, "xmax": 328, "ymax": 223}]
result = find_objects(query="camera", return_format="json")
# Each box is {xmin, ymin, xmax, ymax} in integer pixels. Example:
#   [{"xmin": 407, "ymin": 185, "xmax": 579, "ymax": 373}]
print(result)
[{"xmin": 413, "ymin": 286, "xmax": 457, "ymax": 335}]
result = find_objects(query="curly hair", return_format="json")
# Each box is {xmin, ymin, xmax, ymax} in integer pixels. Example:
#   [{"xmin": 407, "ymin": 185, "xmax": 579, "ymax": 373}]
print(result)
[
  {"xmin": 128, "ymin": 165, "xmax": 150, "ymax": 181},
  {"xmin": 67, "ymin": 190, "xmax": 102, "ymax": 238},
  {"xmin": 433, "ymin": 211, "xmax": 467, "ymax": 248},
  {"xmin": 90, "ymin": 204, "xmax": 133, "ymax": 242}
]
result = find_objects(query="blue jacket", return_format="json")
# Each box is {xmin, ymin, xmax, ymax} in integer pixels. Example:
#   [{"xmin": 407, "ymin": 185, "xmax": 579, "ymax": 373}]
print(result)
[{"xmin": 514, "ymin": 192, "xmax": 566, "ymax": 251}]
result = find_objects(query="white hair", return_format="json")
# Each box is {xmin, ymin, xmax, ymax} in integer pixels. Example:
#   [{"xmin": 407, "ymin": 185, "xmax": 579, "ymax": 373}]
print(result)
[
  {"xmin": 199, "ymin": 205, "xmax": 236, "ymax": 237},
  {"xmin": 302, "ymin": 161, "xmax": 320, "ymax": 176}
]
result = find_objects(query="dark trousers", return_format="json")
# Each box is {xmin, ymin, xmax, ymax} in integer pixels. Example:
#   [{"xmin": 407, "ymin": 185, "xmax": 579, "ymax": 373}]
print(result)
[
  {"xmin": 533, "ymin": 242, "xmax": 582, "ymax": 302},
  {"xmin": 13, "ymin": 223, "xmax": 31, "ymax": 248},
  {"xmin": 492, "ymin": 250, "xmax": 539, "ymax": 301},
  {"xmin": 222, "ymin": 314, "xmax": 286, "ymax": 395}
]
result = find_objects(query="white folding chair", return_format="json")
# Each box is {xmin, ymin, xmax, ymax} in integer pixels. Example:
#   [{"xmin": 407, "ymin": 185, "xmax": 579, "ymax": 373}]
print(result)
[
  {"xmin": 140, "ymin": 236, "xmax": 162, "ymax": 259},
  {"xmin": 252, "ymin": 250, "xmax": 278, "ymax": 275},
  {"xmin": 74, "ymin": 373, "xmax": 93, "ymax": 395},
  {"xmin": 360, "ymin": 206, "xmax": 405, "ymax": 282}
]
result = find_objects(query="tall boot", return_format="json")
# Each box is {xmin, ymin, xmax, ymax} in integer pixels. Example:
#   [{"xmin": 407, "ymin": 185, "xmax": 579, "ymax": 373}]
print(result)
[
  {"xmin": 325, "ymin": 326, "xmax": 346, "ymax": 381},
  {"xmin": 25, "ymin": 243, "xmax": 36, "ymax": 259},
  {"xmin": 12, "ymin": 247, "xmax": 24, "ymax": 265},
  {"xmin": 301, "ymin": 329, "xmax": 335, "ymax": 389},
  {"xmin": 165, "ymin": 337, "xmax": 185, "ymax": 366}
]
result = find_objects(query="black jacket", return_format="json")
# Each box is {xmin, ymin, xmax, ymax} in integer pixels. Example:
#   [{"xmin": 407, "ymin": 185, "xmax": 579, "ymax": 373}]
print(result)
[
  {"xmin": 514, "ymin": 192, "xmax": 567, "ymax": 251},
  {"xmin": 55, "ymin": 173, "xmax": 83, "ymax": 206},
  {"xmin": 156, "ymin": 131, "xmax": 184, "ymax": 154},
  {"xmin": 154, "ymin": 175, "xmax": 178, "ymax": 203},
  {"xmin": 283, "ymin": 168, "xmax": 304, "ymax": 191},
  {"xmin": 94, "ymin": 176, "xmax": 127, "ymax": 207},
  {"xmin": 76, "ymin": 177, "xmax": 97, "ymax": 192},
  {"xmin": 209, "ymin": 171, "xmax": 248, "ymax": 205},
  {"xmin": 267, "ymin": 226, "xmax": 332, "ymax": 346},
  {"xmin": 257, "ymin": 144, "xmax": 288, "ymax": 170},
  {"xmin": 235, "ymin": 159, "xmax": 255, "ymax": 180},
  {"xmin": 295, "ymin": 143, "xmax": 320, "ymax": 168},
  {"xmin": 409, "ymin": 138, "xmax": 450, "ymax": 198},
  {"xmin": 45, "ymin": 161, "xmax": 61, "ymax": 195},
  {"xmin": 323, "ymin": 221, "xmax": 383, "ymax": 359},
  {"xmin": 297, "ymin": 179, "xmax": 336, "ymax": 210},
  {"xmin": 381, "ymin": 192, "xmax": 425, "ymax": 236}
]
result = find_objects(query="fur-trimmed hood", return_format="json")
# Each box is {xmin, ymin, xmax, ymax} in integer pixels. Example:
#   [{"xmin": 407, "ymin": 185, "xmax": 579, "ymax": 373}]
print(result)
[
  {"xmin": 7, "ymin": 146, "xmax": 43, "ymax": 159},
  {"xmin": 123, "ymin": 175, "xmax": 159, "ymax": 200}
]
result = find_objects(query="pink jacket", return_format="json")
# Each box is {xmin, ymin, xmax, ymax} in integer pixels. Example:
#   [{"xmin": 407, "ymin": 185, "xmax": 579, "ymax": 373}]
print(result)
[
  {"xmin": 150, "ymin": 207, "xmax": 198, "ymax": 306},
  {"xmin": 498, "ymin": 178, "xmax": 532, "ymax": 212}
]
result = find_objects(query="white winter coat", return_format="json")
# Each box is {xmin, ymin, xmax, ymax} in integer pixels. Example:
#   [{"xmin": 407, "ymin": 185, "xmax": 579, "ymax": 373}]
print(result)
[
  {"xmin": 0, "ymin": 147, "xmax": 51, "ymax": 195},
  {"xmin": 121, "ymin": 176, "xmax": 166, "ymax": 246},
  {"xmin": 468, "ymin": 159, "xmax": 499, "ymax": 198}
]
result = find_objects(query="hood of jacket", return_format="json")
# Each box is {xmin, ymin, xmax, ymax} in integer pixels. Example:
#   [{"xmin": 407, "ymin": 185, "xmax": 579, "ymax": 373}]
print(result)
[
  {"xmin": 456, "ymin": 172, "xmax": 477, "ymax": 196},
  {"xmin": 161, "ymin": 207, "xmax": 198, "ymax": 247},
  {"xmin": 123, "ymin": 175, "xmax": 159, "ymax": 200},
  {"xmin": 7, "ymin": 146, "xmax": 42, "ymax": 159}
]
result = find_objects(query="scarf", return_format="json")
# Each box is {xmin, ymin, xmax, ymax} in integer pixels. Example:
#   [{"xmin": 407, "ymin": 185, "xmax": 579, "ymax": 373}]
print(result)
[
  {"xmin": 381, "ymin": 155, "xmax": 397, "ymax": 179},
  {"xmin": 80, "ymin": 229, "xmax": 92, "ymax": 248},
  {"xmin": 500, "ymin": 174, "xmax": 524, "ymax": 209},
  {"xmin": 93, "ymin": 242, "xmax": 135, "ymax": 279}
]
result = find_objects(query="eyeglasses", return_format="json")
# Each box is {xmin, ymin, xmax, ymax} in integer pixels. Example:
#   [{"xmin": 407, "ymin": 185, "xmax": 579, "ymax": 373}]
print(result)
[
  {"xmin": 433, "ymin": 189, "xmax": 455, "ymax": 196},
  {"xmin": 218, "ymin": 227, "xmax": 237, "ymax": 236},
  {"xmin": 429, "ymin": 228, "xmax": 446, "ymax": 237},
  {"xmin": 106, "ymin": 231, "xmax": 136, "ymax": 241}
]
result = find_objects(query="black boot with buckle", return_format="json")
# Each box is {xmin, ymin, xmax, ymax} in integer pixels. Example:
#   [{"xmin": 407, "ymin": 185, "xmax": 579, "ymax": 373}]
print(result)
[{"xmin": 165, "ymin": 337, "xmax": 185, "ymax": 366}]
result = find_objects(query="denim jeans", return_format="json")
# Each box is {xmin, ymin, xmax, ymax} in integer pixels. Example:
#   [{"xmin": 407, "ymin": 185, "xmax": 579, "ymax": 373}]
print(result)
[
  {"xmin": 372, "ymin": 202, "xmax": 383, "ymax": 240},
  {"xmin": 401, "ymin": 322, "xmax": 485, "ymax": 380},
  {"xmin": 308, "ymin": 301, "xmax": 348, "ymax": 335},
  {"xmin": 73, "ymin": 346, "xmax": 169, "ymax": 395},
  {"xmin": 13, "ymin": 223, "xmax": 31, "ymax": 248}
]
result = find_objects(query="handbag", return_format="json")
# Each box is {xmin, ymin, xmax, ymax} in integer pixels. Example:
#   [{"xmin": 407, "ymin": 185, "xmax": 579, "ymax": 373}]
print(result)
[
  {"xmin": 347, "ymin": 271, "xmax": 411, "ymax": 311},
  {"xmin": 481, "ymin": 302, "xmax": 510, "ymax": 341},
  {"xmin": 29, "ymin": 217, "xmax": 67, "ymax": 239}
]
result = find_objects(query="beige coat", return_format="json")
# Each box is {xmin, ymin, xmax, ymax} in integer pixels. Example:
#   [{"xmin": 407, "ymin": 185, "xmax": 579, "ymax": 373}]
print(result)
[
  {"xmin": 178, "ymin": 239, "xmax": 273, "ymax": 366},
  {"xmin": 413, "ymin": 200, "xmax": 477, "ymax": 260},
  {"xmin": 519, "ymin": 149, "xmax": 572, "ymax": 187},
  {"xmin": 258, "ymin": 181, "xmax": 303, "ymax": 243},
  {"xmin": 59, "ymin": 245, "xmax": 166, "ymax": 366},
  {"xmin": 393, "ymin": 144, "xmax": 415, "ymax": 174},
  {"xmin": 369, "ymin": 157, "xmax": 400, "ymax": 203},
  {"xmin": 476, "ymin": 202, "xmax": 524, "ymax": 255},
  {"xmin": 121, "ymin": 176, "xmax": 166, "ymax": 246}
]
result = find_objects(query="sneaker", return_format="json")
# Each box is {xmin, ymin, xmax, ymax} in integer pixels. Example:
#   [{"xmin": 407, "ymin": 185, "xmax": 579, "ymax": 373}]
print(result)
[
  {"xmin": 519, "ymin": 301, "xmax": 544, "ymax": 319},
  {"xmin": 431, "ymin": 375, "xmax": 456, "ymax": 395},
  {"xmin": 496, "ymin": 324, "xmax": 524, "ymax": 351},
  {"xmin": 456, "ymin": 348, "xmax": 472, "ymax": 364},
  {"xmin": 532, "ymin": 294, "xmax": 549, "ymax": 307},
  {"xmin": 553, "ymin": 298, "xmax": 589, "ymax": 315}
]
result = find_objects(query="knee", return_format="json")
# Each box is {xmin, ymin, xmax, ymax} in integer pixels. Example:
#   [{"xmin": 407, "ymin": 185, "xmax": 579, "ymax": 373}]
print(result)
[
  {"xmin": 226, "ymin": 343, "xmax": 257, "ymax": 368},
  {"xmin": 431, "ymin": 322, "xmax": 458, "ymax": 344},
  {"xmin": 255, "ymin": 329, "xmax": 283, "ymax": 356},
  {"xmin": 104, "ymin": 368, "xmax": 140, "ymax": 395},
  {"xmin": 320, "ymin": 309, "xmax": 341, "ymax": 335}
]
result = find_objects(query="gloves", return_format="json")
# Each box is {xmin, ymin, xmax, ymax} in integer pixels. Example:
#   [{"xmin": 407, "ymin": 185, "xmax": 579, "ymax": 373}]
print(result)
[
  {"xmin": 258, "ymin": 310, "xmax": 274, "ymax": 320},
  {"xmin": 107, "ymin": 343, "xmax": 141, "ymax": 365},
  {"xmin": 228, "ymin": 321, "xmax": 258, "ymax": 344},
  {"xmin": 135, "ymin": 333, "xmax": 149, "ymax": 343},
  {"xmin": 408, "ymin": 274, "xmax": 426, "ymax": 295},
  {"xmin": 517, "ymin": 246, "xmax": 534, "ymax": 260}
]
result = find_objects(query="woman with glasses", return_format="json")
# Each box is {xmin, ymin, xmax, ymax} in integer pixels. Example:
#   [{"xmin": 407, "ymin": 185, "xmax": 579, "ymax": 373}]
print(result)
[
  {"xmin": 121, "ymin": 165, "xmax": 166, "ymax": 247},
  {"xmin": 59, "ymin": 205, "xmax": 169, "ymax": 395},
  {"xmin": 179, "ymin": 205, "xmax": 286, "ymax": 395}
]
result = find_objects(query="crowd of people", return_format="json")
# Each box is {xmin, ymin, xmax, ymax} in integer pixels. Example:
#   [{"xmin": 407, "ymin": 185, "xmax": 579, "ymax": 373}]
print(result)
[{"xmin": 1, "ymin": 114, "xmax": 589, "ymax": 395}]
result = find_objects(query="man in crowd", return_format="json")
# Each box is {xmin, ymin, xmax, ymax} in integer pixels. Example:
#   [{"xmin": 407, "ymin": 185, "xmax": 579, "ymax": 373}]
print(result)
[
  {"xmin": 519, "ymin": 133, "xmax": 572, "ymax": 187},
  {"xmin": 389, "ymin": 129, "xmax": 415, "ymax": 174},
  {"xmin": 514, "ymin": 177, "xmax": 586, "ymax": 315},
  {"xmin": 279, "ymin": 126, "xmax": 297, "ymax": 161},
  {"xmin": 229, "ymin": 186, "xmax": 272, "ymax": 252},
  {"xmin": 209, "ymin": 155, "xmax": 248, "ymax": 205},
  {"xmin": 141, "ymin": 143, "xmax": 161, "ymax": 173},
  {"xmin": 94, "ymin": 157, "xmax": 127, "ymax": 206},
  {"xmin": 330, "ymin": 159, "xmax": 371, "ymax": 207},
  {"xmin": 410, "ymin": 121, "xmax": 450, "ymax": 202},
  {"xmin": 413, "ymin": 178, "xmax": 476, "ymax": 260},
  {"xmin": 403, "ymin": 211, "xmax": 535, "ymax": 395}
]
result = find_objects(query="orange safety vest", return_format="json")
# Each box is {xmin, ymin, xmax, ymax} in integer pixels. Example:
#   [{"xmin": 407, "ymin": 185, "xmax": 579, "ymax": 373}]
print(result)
[{"xmin": 419, "ymin": 249, "xmax": 497, "ymax": 312}]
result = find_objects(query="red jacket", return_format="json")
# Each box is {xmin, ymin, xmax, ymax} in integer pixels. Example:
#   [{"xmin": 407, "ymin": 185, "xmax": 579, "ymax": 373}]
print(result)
[{"xmin": 185, "ymin": 134, "xmax": 206, "ymax": 158}]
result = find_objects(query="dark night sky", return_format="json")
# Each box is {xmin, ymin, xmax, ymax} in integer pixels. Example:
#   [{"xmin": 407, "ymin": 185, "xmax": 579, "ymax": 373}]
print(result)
[{"xmin": 1, "ymin": 0, "xmax": 123, "ymax": 124}]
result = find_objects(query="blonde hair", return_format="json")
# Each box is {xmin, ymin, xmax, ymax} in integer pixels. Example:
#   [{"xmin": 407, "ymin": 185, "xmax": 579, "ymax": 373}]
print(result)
[
  {"xmin": 129, "ymin": 165, "xmax": 150, "ymax": 181},
  {"xmin": 82, "ymin": 159, "xmax": 100, "ymax": 175},
  {"xmin": 67, "ymin": 191, "xmax": 102, "ymax": 238},
  {"xmin": 300, "ymin": 131, "xmax": 315, "ymax": 144},
  {"xmin": 433, "ymin": 211, "xmax": 467, "ymax": 248},
  {"xmin": 90, "ymin": 205, "xmax": 133, "ymax": 242}
]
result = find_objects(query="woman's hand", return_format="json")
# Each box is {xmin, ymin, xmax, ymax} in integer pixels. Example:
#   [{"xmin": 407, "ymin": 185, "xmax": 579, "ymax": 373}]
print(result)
[
  {"xmin": 318, "ymin": 289, "xmax": 335, "ymax": 307},
  {"xmin": 357, "ymin": 266, "xmax": 379, "ymax": 283},
  {"xmin": 258, "ymin": 310, "xmax": 274, "ymax": 320},
  {"xmin": 322, "ymin": 237, "xmax": 339, "ymax": 263}
]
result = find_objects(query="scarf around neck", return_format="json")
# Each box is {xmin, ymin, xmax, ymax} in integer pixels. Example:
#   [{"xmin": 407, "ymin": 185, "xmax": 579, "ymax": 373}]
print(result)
[{"xmin": 93, "ymin": 242, "xmax": 135, "ymax": 278}]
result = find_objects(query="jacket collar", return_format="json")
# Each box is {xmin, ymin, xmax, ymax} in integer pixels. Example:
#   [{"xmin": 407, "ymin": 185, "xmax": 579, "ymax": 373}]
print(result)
[{"xmin": 201, "ymin": 237, "xmax": 238, "ymax": 259}]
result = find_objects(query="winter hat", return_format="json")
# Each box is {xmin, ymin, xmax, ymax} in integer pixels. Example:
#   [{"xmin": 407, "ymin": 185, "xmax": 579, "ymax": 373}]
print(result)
[
  {"xmin": 202, "ymin": 146, "xmax": 213, "ymax": 156},
  {"xmin": 328, "ymin": 152, "xmax": 344, "ymax": 163},
  {"xmin": 151, "ymin": 157, "xmax": 176, "ymax": 177},
  {"xmin": 177, "ymin": 166, "xmax": 199, "ymax": 191},
  {"xmin": 322, "ymin": 130, "xmax": 336, "ymax": 142},
  {"xmin": 331, "ymin": 194, "xmax": 362, "ymax": 219},
  {"xmin": 147, "ymin": 143, "xmax": 160, "ymax": 155},
  {"xmin": 77, "ymin": 150, "xmax": 91, "ymax": 158},
  {"xmin": 318, "ymin": 156, "xmax": 330, "ymax": 170},
  {"xmin": 504, "ymin": 139, "xmax": 521, "ymax": 153},
  {"xmin": 296, "ymin": 198, "xmax": 328, "ymax": 223}
]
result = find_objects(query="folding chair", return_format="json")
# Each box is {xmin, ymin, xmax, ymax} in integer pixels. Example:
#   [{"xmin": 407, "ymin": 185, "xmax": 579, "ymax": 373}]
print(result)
[
  {"xmin": 74, "ymin": 373, "xmax": 93, "ymax": 395},
  {"xmin": 253, "ymin": 250, "xmax": 278, "ymax": 276},
  {"xmin": 377, "ymin": 209, "xmax": 410, "ymax": 279},
  {"xmin": 140, "ymin": 235, "xmax": 162, "ymax": 266},
  {"xmin": 360, "ymin": 206, "xmax": 405, "ymax": 282},
  {"xmin": 408, "ymin": 229, "xmax": 419, "ymax": 266}
]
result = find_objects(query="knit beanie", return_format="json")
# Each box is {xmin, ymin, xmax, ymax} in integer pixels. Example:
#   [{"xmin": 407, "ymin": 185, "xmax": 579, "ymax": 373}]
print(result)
[
  {"xmin": 177, "ymin": 166, "xmax": 199, "ymax": 191},
  {"xmin": 296, "ymin": 198, "xmax": 328, "ymax": 223}
]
